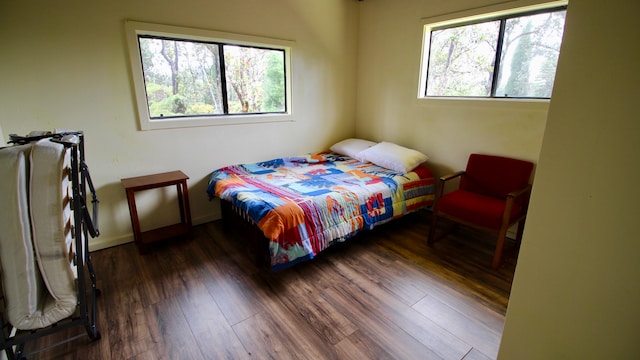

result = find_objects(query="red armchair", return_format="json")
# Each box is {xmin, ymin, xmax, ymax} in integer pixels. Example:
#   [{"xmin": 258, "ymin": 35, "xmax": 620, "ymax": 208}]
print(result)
[{"xmin": 428, "ymin": 154, "xmax": 534, "ymax": 269}]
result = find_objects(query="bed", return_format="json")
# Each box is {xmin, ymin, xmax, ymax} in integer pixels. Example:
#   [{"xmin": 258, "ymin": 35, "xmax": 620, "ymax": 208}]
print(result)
[{"xmin": 206, "ymin": 139, "xmax": 435, "ymax": 270}]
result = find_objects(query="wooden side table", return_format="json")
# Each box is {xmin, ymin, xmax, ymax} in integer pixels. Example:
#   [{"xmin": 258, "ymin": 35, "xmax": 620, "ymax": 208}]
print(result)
[{"xmin": 121, "ymin": 170, "xmax": 192, "ymax": 253}]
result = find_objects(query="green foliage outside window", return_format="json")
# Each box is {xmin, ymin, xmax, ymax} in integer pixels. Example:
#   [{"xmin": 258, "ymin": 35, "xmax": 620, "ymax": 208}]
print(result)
[
  {"xmin": 425, "ymin": 7, "xmax": 566, "ymax": 98},
  {"xmin": 139, "ymin": 37, "xmax": 286, "ymax": 118}
]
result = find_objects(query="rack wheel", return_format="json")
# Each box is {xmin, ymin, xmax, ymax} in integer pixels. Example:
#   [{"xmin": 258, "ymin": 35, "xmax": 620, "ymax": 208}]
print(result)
[
  {"xmin": 89, "ymin": 330, "xmax": 101, "ymax": 341},
  {"xmin": 85, "ymin": 326, "xmax": 101, "ymax": 341}
]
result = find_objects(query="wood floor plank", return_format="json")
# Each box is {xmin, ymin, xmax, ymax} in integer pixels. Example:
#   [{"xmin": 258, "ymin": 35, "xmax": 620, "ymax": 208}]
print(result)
[
  {"xmin": 179, "ymin": 284, "xmax": 251, "ymax": 360},
  {"xmin": 333, "ymin": 330, "xmax": 396, "ymax": 360},
  {"xmin": 232, "ymin": 305, "xmax": 337, "ymax": 360},
  {"xmin": 331, "ymin": 241, "xmax": 430, "ymax": 306},
  {"xmin": 357, "ymin": 233, "xmax": 508, "ymax": 334},
  {"xmin": 375, "ymin": 213, "xmax": 514, "ymax": 315},
  {"xmin": 101, "ymin": 247, "xmax": 158, "ymax": 359},
  {"xmin": 131, "ymin": 350, "xmax": 160, "ymax": 360},
  {"xmin": 22, "ymin": 210, "xmax": 515, "ymax": 360},
  {"xmin": 143, "ymin": 297, "xmax": 205, "ymax": 360},
  {"xmin": 322, "ymin": 282, "xmax": 445, "ymax": 360},
  {"xmin": 413, "ymin": 295, "xmax": 502, "ymax": 359},
  {"xmin": 106, "ymin": 302, "xmax": 156, "ymax": 359},
  {"xmin": 326, "ymin": 254, "xmax": 473, "ymax": 360},
  {"xmin": 169, "ymin": 232, "xmax": 251, "ymax": 360},
  {"xmin": 258, "ymin": 266, "xmax": 358, "ymax": 346},
  {"xmin": 197, "ymin": 223, "xmax": 269, "ymax": 326},
  {"xmin": 462, "ymin": 348, "xmax": 495, "ymax": 360}
]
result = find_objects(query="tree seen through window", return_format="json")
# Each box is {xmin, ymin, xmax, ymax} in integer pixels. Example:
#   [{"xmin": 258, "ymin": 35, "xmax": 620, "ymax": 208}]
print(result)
[
  {"xmin": 425, "ymin": 7, "xmax": 566, "ymax": 98},
  {"xmin": 138, "ymin": 37, "xmax": 286, "ymax": 118}
]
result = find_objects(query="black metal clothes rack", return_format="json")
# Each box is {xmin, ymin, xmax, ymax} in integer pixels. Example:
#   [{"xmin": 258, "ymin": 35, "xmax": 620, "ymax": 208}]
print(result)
[{"xmin": 0, "ymin": 131, "xmax": 101, "ymax": 359}]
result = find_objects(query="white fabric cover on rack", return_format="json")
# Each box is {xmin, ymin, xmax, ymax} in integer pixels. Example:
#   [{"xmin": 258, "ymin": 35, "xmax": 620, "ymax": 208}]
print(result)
[
  {"xmin": 28, "ymin": 139, "xmax": 77, "ymax": 324},
  {"xmin": 0, "ymin": 144, "xmax": 46, "ymax": 330},
  {"xmin": 0, "ymin": 140, "xmax": 78, "ymax": 330}
]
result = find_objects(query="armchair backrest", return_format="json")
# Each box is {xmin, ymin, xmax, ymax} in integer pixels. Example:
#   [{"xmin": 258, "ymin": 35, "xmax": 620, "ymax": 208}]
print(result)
[{"xmin": 460, "ymin": 154, "xmax": 534, "ymax": 199}]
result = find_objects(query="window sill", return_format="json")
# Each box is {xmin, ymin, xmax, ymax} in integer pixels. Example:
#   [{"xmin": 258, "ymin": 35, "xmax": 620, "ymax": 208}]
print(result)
[
  {"xmin": 139, "ymin": 113, "xmax": 294, "ymax": 130},
  {"xmin": 416, "ymin": 96, "xmax": 550, "ymax": 111}
]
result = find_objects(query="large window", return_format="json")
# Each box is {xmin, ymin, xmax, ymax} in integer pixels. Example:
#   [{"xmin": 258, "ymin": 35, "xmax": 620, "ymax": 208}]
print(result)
[
  {"xmin": 421, "ymin": 4, "xmax": 566, "ymax": 99},
  {"xmin": 125, "ymin": 21, "xmax": 293, "ymax": 130}
]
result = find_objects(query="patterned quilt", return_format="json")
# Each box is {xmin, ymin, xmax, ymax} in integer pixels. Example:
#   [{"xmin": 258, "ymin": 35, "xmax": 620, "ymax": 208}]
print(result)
[{"xmin": 207, "ymin": 152, "xmax": 434, "ymax": 270}]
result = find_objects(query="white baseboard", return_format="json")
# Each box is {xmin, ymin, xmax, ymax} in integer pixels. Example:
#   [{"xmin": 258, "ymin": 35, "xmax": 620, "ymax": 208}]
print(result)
[
  {"xmin": 87, "ymin": 214, "xmax": 219, "ymax": 252},
  {"xmin": 193, "ymin": 213, "xmax": 218, "ymax": 226},
  {"xmin": 88, "ymin": 234, "xmax": 132, "ymax": 252}
]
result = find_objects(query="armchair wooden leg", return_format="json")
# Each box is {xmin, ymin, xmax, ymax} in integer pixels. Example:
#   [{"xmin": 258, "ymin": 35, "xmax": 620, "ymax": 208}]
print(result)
[
  {"xmin": 492, "ymin": 225, "xmax": 509, "ymax": 269},
  {"xmin": 515, "ymin": 218, "xmax": 527, "ymax": 245},
  {"xmin": 428, "ymin": 211, "xmax": 438, "ymax": 245}
]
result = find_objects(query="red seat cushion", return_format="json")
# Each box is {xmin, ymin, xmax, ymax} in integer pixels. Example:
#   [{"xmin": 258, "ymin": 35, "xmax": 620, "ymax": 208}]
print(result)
[{"xmin": 437, "ymin": 190, "xmax": 521, "ymax": 230}]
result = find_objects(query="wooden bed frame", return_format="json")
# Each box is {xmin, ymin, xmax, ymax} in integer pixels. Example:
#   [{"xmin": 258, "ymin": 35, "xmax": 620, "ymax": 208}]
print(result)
[{"xmin": 220, "ymin": 199, "xmax": 271, "ymax": 267}]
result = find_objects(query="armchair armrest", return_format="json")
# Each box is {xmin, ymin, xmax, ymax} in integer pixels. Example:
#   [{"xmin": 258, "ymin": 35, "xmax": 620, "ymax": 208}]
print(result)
[
  {"xmin": 507, "ymin": 184, "xmax": 533, "ymax": 200},
  {"xmin": 504, "ymin": 184, "xmax": 534, "ymax": 223},
  {"xmin": 435, "ymin": 170, "xmax": 466, "ymax": 201},
  {"xmin": 439, "ymin": 170, "xmax": 465, "ymax": 183}
]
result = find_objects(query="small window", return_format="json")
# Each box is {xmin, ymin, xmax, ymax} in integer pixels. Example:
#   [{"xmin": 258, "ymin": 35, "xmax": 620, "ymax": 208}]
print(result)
[
  {"xmin": 125, "ymin": 21, "xmax": 293, "ymax": 130},
  {"xmin": 421, "ymin": 5, "xmax": 566, "ymax": 99}
]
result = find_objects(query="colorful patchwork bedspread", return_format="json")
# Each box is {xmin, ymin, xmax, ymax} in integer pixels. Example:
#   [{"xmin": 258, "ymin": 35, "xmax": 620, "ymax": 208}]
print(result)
[{"xmin": 207, "ymin": 152, "xmax": 434, "ymax": 270}]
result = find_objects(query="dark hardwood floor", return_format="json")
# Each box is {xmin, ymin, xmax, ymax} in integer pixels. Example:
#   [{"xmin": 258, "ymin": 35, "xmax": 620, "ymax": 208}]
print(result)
[{"xmin": 22, "ymin": 210, "xmax": 516, "ymax": 359}]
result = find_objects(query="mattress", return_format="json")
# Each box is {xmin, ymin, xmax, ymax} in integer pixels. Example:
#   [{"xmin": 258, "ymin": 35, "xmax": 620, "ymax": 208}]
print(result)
[
  {"xmin": 0, "ymin": 144, "xmax": 45, "ymax": 329},
  {"xmin": 0, "ymin": 139, "xmax": 78, "ymax": 330},
  {"xmin": 28, "ymin": 139, "xmax": 78, "ymax": 324}
]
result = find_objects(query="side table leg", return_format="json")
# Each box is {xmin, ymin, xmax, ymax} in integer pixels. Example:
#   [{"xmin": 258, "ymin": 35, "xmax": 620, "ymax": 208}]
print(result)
[
  {"xmin": 182, "ymin": 181, "xmax": 192, "ymax": 227},
  {"xmin": 125, "ymin": 189, "xmax": 146, "ymax": 254},
  {"xmin": 176, "ymin": 183, "xmax": 186, "ymax": 224}
]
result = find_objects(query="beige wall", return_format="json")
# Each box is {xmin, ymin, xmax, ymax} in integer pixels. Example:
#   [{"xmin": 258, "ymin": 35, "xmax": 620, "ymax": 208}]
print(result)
[
  {"xmin": 499, "ymin": 0, "xmax": 640, "ymax": 358},
  {"xmin": 0, "ymin": 0, "xmax": 359, "ymax": 250}
]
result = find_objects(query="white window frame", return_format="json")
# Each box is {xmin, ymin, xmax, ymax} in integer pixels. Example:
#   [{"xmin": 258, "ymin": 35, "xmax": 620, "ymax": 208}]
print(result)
[
  {"xmin": 417, "ymin": 0, "xmax": 568, "ymax": 104},
  {"xmin": 125, "ymin": 21, "xmax": 294, "ymax": 130}
]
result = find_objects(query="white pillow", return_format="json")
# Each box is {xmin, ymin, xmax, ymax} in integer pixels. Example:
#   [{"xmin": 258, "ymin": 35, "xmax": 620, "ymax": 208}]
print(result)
[
  {"xmin": 359, "ymin": 141, "xmax": 429, "ymax": 173},
  {"xmin": 329, "ymin": 138, "xmax": 377, "ymax": 161}
]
